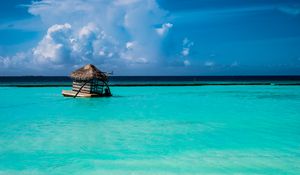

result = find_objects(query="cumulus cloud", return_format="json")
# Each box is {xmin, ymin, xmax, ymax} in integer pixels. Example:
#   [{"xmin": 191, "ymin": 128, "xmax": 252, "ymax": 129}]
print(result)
[
  {"xmin": 32, "ymin": 23, "xmax": 73, "ymax": 65},
  {"xmin": 126, "ymin": 42, "xmax": 135, "ymax": 50},
  {"xmin": 0, "ymin": 0, "xmax": 172, "ymax": 74},
  {"xmin": 156, "ymin": 23, "xmax": 173, "ymax": 36}
]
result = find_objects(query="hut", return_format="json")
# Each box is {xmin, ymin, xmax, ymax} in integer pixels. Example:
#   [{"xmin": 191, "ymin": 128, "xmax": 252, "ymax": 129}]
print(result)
[{"xmin": 62, "ymin": 64, "xmax": 112, "ymax": 98}]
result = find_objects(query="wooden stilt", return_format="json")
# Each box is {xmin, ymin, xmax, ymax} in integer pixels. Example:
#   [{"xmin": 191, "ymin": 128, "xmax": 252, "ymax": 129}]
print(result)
[{"xmin": 102, "ymin": 80, "xmax": 112, "ymax": 96}]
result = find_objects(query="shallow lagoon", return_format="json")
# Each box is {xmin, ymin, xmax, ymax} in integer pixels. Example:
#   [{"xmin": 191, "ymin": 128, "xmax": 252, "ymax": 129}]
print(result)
[{"xmin": 0, "ymin": 86, "xmax": 300, "ymax": 174}]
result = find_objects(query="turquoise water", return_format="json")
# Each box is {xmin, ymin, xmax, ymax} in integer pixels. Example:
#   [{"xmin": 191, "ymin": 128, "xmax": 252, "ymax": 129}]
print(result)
[{"xmin": 0, "ymin": 86, "xmax": 300, "ymax": 174}]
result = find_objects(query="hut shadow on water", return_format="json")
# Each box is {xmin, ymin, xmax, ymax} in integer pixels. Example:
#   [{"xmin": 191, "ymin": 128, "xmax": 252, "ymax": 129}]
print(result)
[{"xmin": 62, "ymin": 64, "xmax": 112, "ymax": 98}]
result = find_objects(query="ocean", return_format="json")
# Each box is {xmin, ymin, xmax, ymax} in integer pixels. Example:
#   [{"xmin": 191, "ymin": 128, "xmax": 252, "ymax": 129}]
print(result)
[
  {"xmin": 0, "ymin": 76, "xmax": 300, "ymax": 174},
  {"xmin": 1, "ymin": 76, "xmax": 300, "ymax": 86}
]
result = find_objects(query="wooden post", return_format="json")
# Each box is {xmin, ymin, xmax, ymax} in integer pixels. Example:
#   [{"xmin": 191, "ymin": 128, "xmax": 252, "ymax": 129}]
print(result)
[{"xmin": 102, "ymin": 80, "xmax": 112, "ymax": 96}]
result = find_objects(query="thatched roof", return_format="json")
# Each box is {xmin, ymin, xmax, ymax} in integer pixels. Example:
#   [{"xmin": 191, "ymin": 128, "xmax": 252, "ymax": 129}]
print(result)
[{"xmin": 70, "ymin": 64, "xmax": 108, "ymax": 81}]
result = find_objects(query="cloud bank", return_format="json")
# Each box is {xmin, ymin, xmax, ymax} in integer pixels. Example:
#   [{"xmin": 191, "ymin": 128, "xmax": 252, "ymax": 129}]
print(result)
[{"xmin": 0, "ymin": 0, "xmax": 172, "ymax": 74}]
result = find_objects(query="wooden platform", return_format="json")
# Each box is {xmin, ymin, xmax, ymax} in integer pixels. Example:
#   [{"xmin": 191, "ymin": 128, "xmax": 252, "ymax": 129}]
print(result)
[{"xmin": 62, "ymin": 90, "xmax": 103, "ymax": 97}]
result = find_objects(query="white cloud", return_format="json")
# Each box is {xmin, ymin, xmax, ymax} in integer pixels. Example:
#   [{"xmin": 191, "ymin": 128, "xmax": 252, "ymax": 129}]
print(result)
[
  {"xmin": 181, "ymin": 37, "xmax": 194, "ymax": 57},
  {"xmin": 156, "ymin": 23, "xmax": 173, "ymax": 36},
  {"xmin": 181, "ymin": 48, "xmax": 190, "ymax": 56},
  {"xmin": 126, "ymin": 41, "xmax": 135, "ymax": 49},
  {"xmin": 114, "ymin": 0, "xmax": 140, "ymax": 6},
  {"xmin": 204, "ymin": 61, "xmax": 215, "ymax": 67},
  {"xmin": 99, "ymin": 50, "xmax": 105, "ymax": 56},
  {"xmin": 0, "ymin": 52, "xmax": 33, "ymax": 73},
  {"xmin": 121, "ymin": 52, "xmax": 148, "ymax": 64},
  {"xmin": 183, "ymin": 38, "xmax": 194, "ymax": 48},
  {"xmin": 0, "ymin": 56, "xmax": 9, "ymax": 68},
  {"xmin": 108, "ymin": 52, "xmax": 114, "ymax": 58},
  {"xmin": 0, "ymin": 0, "xmax": 171, "ymax": 74},
  {"xmin": 78, "ymin": 23, "xmax": 98, "ymax": 40},
  {"xmin": 277, "ymin": 5, "xmax": 300, "ymax": 16},
  {"xmin": 183, "ymin": 60, "xmax": 191, "ymax": 66},
  {"xmin": 32, "ymin": 23, "xmax": 73, "ymax": 65}
]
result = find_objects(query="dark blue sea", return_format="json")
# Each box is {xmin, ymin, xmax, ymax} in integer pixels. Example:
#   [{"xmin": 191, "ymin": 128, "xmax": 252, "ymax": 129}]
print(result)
[{"xmin": 1, "ymin": 76, "xmax": 300, "ymax": 86}]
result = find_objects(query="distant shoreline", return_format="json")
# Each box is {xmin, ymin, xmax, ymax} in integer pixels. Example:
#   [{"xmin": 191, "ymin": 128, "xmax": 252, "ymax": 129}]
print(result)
[{"xmin": 1, "ymin": 75, "xmax": 300, "ymax": 87}]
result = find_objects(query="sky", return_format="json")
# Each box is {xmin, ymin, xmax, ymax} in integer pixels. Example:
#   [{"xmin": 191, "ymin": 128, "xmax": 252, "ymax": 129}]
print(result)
[{"xmin": 0, "ymin": 0, "xmax": 300, "ymax": 75}]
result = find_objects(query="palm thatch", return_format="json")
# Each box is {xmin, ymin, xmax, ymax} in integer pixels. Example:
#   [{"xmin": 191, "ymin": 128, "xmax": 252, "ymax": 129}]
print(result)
[{"xmin": 70, "ymin": 64, "xmax": 108, "ymax": 81}]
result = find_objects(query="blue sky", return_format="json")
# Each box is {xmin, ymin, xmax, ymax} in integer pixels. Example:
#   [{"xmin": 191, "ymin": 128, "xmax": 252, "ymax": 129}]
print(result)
[{"xmin": 0, "ymin": 0, "xmax": 300, "ymax": 75}]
